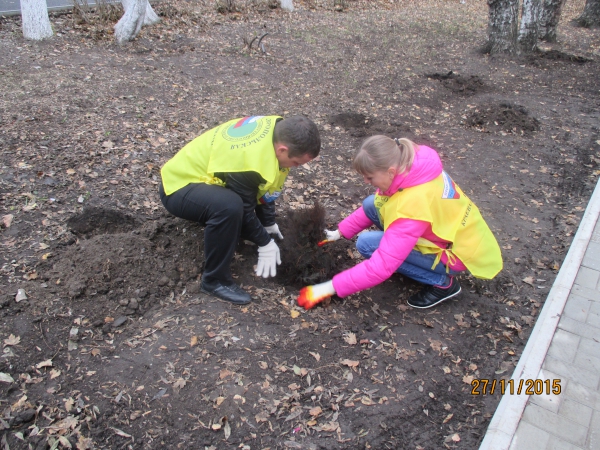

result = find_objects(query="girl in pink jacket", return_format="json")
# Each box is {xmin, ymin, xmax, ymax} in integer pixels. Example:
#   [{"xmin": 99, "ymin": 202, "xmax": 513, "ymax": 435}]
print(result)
[{"xmin": 297, "ymin": 135, "xmax": 502, "ymax": 310}]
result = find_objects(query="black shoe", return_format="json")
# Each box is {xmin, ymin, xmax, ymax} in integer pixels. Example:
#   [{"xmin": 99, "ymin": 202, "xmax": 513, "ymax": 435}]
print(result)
[
  {"xmin": 201, "ymin": 280, "xmax": 251, "ymax": 305},
  {"xmin": 407, "ymin": 277, "xmax": 461, "ymax": 309}
]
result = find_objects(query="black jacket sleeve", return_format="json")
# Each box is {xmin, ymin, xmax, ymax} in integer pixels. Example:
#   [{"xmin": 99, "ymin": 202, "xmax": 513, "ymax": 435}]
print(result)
[
  {"xmin": 255, "ymin": 202, "xmax": 276, "ymax": 228},
  {"xmin": 218, "ymin": 171, "xmax": 273, "ymax": 247}
]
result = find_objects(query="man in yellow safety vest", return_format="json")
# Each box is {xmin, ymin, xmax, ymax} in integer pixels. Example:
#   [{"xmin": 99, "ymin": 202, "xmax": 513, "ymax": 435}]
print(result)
[{"xmin": 160, "ymin": 115, "xmax": 321, "ymax": 305}]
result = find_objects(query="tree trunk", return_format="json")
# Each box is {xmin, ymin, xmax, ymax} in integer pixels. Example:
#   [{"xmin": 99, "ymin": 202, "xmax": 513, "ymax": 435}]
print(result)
[
  {"xmin": 538, "ymin": 0, "xmax": 567, "ymax": 42},
  {"xmin": 484, "ymin": 0, "xmax": 519, "ymax": 54},
  {"xmin": 114, "ymin": 0, "xmax": 160, "ymax": 44},
  {"xmin": 518, "ymin": 0, "xmax": 540, "ymax": 52},
  {"xmin": 576, "ymin": 0, "xmax": 600, "ymax": 27},
  {"xmin": 121, "ymin": 0, "xmax": 160, "ymax": 26},
  {"xmin": 114, "ymin": 0, "xmax": 146, "ymax": 44},
  {"xmin": 21, "ymin": 0, "xmax": 53, "ymax": 40},
  {"xmin": 280, "ymin": 0, "xmax": 294, "ymax": 12},
  {"xmin": 142, "ymin": 1, "xmax": 160, "ymax": 26}
]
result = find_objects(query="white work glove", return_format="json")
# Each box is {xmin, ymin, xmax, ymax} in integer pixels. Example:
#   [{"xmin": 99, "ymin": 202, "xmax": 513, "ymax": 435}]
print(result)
[
  {"xmin": 256, "ymin": 239, "xmax": 281, "ymax": 278},
  {"xmin": 318, "ymin": 229, "xmax": 342, "ymax": 247},
  {"xmin": 264, "ymin": 223, "xmax": 284, "ymax": 240}
]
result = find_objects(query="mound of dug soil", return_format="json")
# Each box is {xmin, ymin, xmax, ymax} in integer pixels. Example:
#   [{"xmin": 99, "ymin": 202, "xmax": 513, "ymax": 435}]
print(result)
[
  {"xmin": 465, "ymin": 102, "xmax": 540, "ymax": 135},
  {"xmin": 278, "ymin": 202, "xmax": 346, "ymax": 287},
  {"xmin": 529, "ymin": 49, "xmax": 592, "ymax": 64},
  {"xmin": 67, "ymin": 207, "xmax": 141, "ymax": 238},
  {"xmin": 426, "ymin": 71, "xmax": 487, "ymax": 96},
  {"xmin": 327, "ymin": 112, "xmax": 412, "ymax": 138}
]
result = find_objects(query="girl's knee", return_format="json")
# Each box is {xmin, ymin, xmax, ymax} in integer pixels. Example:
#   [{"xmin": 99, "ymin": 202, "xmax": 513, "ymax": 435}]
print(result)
[
  {"xmin": 362, "ymin": 195, "xmax": 376, "ymax": 210},
  {"xmin": 356, "ymin": 232, "xmax": 375, "ymax": 257}
]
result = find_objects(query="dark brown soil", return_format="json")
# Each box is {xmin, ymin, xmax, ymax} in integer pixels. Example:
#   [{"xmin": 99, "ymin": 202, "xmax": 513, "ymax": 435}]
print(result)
[
  {"xmin": 0, "ymin": 0, "xmax": 599, "ymax": 449},
  {"xmin": 426, "ymin": 71, "xmax": 488, "ymax": 96},
  {"xmin": 465, "ymin": 102, "xmax": 541, "ymax": 135}
]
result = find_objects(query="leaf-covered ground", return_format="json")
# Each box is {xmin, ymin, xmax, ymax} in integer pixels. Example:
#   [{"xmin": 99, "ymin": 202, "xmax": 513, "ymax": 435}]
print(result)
[{"xmin": 0, "ymin": 0, "xmax": 599, "ymax": 448}]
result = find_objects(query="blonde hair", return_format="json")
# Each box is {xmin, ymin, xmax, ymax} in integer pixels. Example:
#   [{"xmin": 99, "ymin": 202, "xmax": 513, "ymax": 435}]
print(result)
[{"xmin": 352, "ymin": 135, "xmax": 416, "ymax": 176}]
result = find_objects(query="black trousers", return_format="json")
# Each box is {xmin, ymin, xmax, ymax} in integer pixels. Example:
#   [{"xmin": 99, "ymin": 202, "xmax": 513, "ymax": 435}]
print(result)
[{"xmin": 159, "ymin": 183, "xmax": 243, "ymax": 285}]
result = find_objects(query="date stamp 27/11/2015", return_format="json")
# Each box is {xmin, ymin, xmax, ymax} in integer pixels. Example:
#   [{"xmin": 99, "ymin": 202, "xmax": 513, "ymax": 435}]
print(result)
[{"xmin": 471, "ymin": 379, "xmax": 561, "ymax": 396}]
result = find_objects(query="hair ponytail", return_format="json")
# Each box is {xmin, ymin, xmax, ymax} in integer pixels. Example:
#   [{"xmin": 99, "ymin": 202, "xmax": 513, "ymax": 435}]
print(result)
[{"xmin": 352, "ymin": 135, "xmax": 416, "ymax": 175}]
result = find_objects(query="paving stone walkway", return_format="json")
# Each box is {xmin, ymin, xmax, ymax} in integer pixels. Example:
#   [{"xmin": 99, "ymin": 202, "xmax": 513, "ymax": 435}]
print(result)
[{"xmin": 480, "ymin": 178, "xmax": 600, "ymax": 450}]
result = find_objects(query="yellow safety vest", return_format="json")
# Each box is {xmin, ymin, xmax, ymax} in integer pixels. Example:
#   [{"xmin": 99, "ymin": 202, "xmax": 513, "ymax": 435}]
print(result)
[
  {"xmin": 374, "ymin": 171, "xmax": 503, "ymax": 279},
  {"xmin": 160, "ymin": 116, "xmax": 289, "ymax": 204}
]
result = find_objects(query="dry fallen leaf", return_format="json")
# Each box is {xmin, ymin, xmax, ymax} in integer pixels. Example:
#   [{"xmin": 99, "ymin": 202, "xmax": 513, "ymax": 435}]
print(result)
[
  {"xmin": 4, "ymin": 334, "xmax": 20, "ymax": 347},
  {"xmin": 64, "ymin": 398, "xmax": 74, "ymax": 412},
  {"xmin": 463, "ymin": 375, "xmax": 474, "ymax": 384},
  {"xmin": 343, "ymin": 332, "xmax": 357, "ymax": 345},
  {"xmin": 223, "ymin": 419, "xmax": 231, "ymax": 440},
  {"xmin": 290, "ymin": 310, "xmax": 300, "ymax": 319},
  {"xmin": 190, "ymin": 336, "xmax": 198, "ymax": 347},
  {"xmin": 111, "ymin": 427, "xmax": 132, "ymax": 438},
  {"xmin": 341, "ymin": 359, "xmax": 359, "ymax": 368},
  {"xmin": 0, "ymin": 373, "xmax": 15, "ymax": 383},
  {"xmin": 522, "ymin": 276, "xmax": 535, "ymax": 286},
  {"xmin": 318, "ymin": 421, "xmax": 340, "ymax": 432},
  {"xmin": 361, "ymin": 396, "xmax": 376, "ymax": 406},
  {"xmin": 309, "ymin": 406, "xmax": 322, "ymax": 417},
  {"xmin": 2, "ymin": 214, "xmax": 14, "ymax": 228},
  {"xmin": 309, "ymin": 352, "xmax": 321, "ymax": 362},
  {"xmin": 255, "ymin": 411, "xmax": 269, "ymax": 423},
  {"xmin": 174, "ymin": 378, "xmax": 187, "ymax": 389},
  {"xmin": 36, "ymin": 360, "xmax": 52, "ymax": 369},
  {"xmin": 429, "ymin": 339, "xmax": 442, "ymax": 352}
]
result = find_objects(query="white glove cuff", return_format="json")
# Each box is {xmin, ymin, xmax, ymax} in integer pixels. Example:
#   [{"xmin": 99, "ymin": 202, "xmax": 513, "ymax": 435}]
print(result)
[
  {"xmin": 312, "ymin": 280, "xmax": 336, "ymax": 298},
  {"xmin": 328, "ymin": 229, "xmax": 342, "ymax": 241}
]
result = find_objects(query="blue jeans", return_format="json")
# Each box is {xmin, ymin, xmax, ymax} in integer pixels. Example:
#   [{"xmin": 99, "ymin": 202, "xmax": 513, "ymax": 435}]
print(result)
[{"xmin": 356, "ymin": 195, "xmax": 459, "ymax": 287}]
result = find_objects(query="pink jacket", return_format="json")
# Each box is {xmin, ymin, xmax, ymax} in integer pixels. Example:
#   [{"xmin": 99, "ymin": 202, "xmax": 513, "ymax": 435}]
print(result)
[{"xmin": 332, "ymin": 145, "xmax": 467, "ymax": 298}]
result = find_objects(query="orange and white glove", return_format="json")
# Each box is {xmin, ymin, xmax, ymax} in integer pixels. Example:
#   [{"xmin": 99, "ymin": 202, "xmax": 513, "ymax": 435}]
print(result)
[
  {"xmin": 297, "ymin": 280, "xmax": 336, "ymax": 310},
  {"xmin": 317, "ymin": 229, "xmax": 342, "ymax": 247}
]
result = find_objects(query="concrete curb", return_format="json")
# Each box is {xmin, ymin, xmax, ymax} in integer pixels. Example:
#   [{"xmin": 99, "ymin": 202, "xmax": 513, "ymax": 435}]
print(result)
[{"xmin": 479, "ymin": 176, "xmax": 600, "ymax": 450}]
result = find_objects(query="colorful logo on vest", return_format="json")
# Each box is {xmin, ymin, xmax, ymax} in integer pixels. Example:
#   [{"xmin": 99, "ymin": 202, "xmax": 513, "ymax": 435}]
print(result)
[
  {"xmin": 441, "ymin": 171, "xmax": 460, "ymax": 199},
  {"xmin": 225, "ymin": 116, "xmax": 266, "ymax": 141}
]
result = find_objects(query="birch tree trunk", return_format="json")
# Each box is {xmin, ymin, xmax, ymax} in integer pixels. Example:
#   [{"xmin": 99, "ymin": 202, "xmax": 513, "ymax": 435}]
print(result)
[
  {"xmin": 518, "ymin": 0, "xmax": 540, "ymax": 52},
  {"xmin": 280, "ymin": 0, "xmax": 294, "ymax": 12},
  {"xmin": 21, "ymin": 0, "xmax": 53, "ymax": 40},
  {"xmin": 142, "ymin": 1, "xmax": 160, "ymax": 26},
  {"xmin": 538, "ymin": 0, "xmax": 567, "ymax": 42},
  {"xmin": 114, "ymin": 0, "xmax": 145, "ymax": 44},
  {"xmin": 576, "ymin": 0, "xmax": 600, "ymax": 27},
  {"xmin": 484, "ymin": 0, "xmax": 519, "ymax": 54},
  {"xmin": 114, "ymin": 0, "xmax": 160, "ymax": 44}
]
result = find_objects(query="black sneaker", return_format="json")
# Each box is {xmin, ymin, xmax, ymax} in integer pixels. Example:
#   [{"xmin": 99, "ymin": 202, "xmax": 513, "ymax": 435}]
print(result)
[
  {"xmin": 407, "ymin": 277, "xmax": 461, "ymax": 309},
  {"xmin": 201, "ymin": 280, "xmax": 251, "ymax": 305}
]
